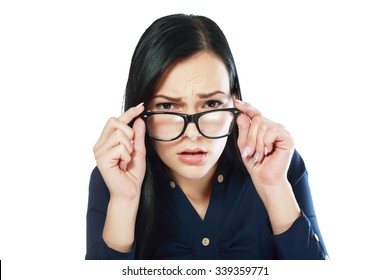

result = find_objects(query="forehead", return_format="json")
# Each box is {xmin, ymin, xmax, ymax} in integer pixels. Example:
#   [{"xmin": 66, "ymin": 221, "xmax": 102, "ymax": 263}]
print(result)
[{"xmin": 154, "ymin": 52, "xmax": 231, "ymax": 98}]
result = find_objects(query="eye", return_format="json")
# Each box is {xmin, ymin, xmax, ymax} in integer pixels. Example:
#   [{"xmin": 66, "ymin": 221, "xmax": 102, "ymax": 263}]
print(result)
[
  {"xmin": 204, "ymin": 100, "xmax": 223, "ymax": 108},
  {"xmin": 156, "ymin": 103, "xmax": 174, "ymax": 110}
]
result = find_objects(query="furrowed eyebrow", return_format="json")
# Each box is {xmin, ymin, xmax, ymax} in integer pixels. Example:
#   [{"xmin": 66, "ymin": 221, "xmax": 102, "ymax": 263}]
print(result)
[
  {"xmin": 152, "ymin": 91, "xmax": 226, "ymax": 101},
  {"xmin": 151, "ymin": 95, "xmax": 182, "ymax": 102},
  {"xmin": 197, "ymin": 91, "xmax": 227, "ymax": 98}
]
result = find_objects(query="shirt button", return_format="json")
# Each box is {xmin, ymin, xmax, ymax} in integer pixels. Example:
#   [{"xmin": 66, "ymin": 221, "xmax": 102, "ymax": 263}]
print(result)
[
  {"xmin": 169, "ymin": 181, "xmax": 176, "ymax": 189},
  {"xmin": 324, "ymin": 255, "xmax": 330, "ymax": 260},
  {"xmin": 217, "ymin": 175, "xmax": 224, "ymax": 183},
  {"xmin": 201, "ymin": 237, "xmax": 210, "ymax": 247},
  {"xmin": 314, "ymin": 233, "xmax": 319, "ymax": 242}
]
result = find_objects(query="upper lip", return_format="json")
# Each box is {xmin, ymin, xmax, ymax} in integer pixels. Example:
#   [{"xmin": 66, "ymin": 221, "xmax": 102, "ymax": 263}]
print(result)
[{"xmin": 178, "ymin": 148, "xmax": 207, "ymax": 155}]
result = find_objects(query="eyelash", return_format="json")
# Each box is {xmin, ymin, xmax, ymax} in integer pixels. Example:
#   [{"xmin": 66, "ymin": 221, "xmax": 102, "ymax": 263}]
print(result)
[
  {"xmin": 204, "ymin": 100, "xmax": 223, "ymax": 108},
  {"xmin": 155, "ymin": 100, "xmax": 224, "ymax": 111},
  {"xmin": 155, "ymin": 103, "xmax": 174, "ymax": 110}
]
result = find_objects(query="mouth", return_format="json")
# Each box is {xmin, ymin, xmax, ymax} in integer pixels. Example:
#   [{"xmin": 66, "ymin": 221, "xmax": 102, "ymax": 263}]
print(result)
[
  {"xmin": 178, "ymin": 149, "xmax": 207, "ymax": 155},
  {"xmin": 177, "ymin": 149, "xmax": 207, "ymax": 164}
]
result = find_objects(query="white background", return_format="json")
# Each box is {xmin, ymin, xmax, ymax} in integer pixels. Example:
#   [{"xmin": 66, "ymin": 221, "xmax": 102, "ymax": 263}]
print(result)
[{"xmin": 1, "ymin": 0, "xmax": 389, "ymax": 278}]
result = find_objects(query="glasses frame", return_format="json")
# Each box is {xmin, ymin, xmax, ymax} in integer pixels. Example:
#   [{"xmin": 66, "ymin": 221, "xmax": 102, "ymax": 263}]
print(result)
[{"xmin": 141, "ymin": 108, "xmax": 241, "ymax": 141}]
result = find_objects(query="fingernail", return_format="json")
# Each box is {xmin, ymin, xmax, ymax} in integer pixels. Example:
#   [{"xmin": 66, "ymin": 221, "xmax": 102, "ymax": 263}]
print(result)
[
  {"xmin": 242, "ymin": 146, "xmax": 251, "ymax": 158},
  {"xmin": 235, "ymin": 99, "xmax": 244, "ymax": 105},
  {"xmin": 135, "ymin": 102, "xmax": 144, "ymax": 108},
  {"xmin": 264, "ymin": 146, "xmax": 269, "ymax": 156},
  {"xmin": 253, "ymin": 152, "xmax": 260, "ymax": 164}
]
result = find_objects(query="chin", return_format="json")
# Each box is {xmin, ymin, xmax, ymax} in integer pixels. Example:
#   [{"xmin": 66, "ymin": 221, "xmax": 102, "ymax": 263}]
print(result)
[
  {"xmin": 166, "ymin": 159, "xmax": 218, "ymax": 182},
  {"xmin": 175, "ymin": 165, "xmax": 211, "ymax": 180}
]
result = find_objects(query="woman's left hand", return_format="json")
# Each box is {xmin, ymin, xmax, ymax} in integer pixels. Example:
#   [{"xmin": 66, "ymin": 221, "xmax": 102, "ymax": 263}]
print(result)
[
  {"xmin": 235, "ymin": 100, "xmax": 300, "ymax": 234},
  {"xmin": 235, "ymin": 100, "xmax": 294, "ymax": 187}
]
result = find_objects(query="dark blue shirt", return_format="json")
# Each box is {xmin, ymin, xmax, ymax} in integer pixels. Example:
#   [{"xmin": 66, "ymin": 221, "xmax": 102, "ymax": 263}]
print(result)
[{"xmin": 86, "ymin": 150, "xmax": 328, "ymax": 260}]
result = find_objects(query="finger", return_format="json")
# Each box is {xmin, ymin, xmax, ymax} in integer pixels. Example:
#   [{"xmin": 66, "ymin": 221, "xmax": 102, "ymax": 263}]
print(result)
[
  {"xmin": 118, "ymin": 102, "xmax": 144, "ymax": 124},
  {"xmin": 94, "ymin": 129, "xmax": 134, "ymax": 160},
  {"xmin": 262, "ymin": 126, "xmax": 277, "ymax": 156},
  {"xmin": 253, "ymin": 119, "xmax": 278, "ymax": 164},
  {"xmin": 119, "ymin": 153, "xmax": 131, "ymax": 173},
  {"xmin": 96, "ymin": 143, "xmax": 131, "ymax": 172},
  {"xmin": 94, "ymin": 117, "xmax": 136, "ymax": 153},
  {"xmin": 234, "ymin": 99, "xmax": 262, "ymax": 119},
  {"xmin": 236, "ymin": 112, "xmax": 251, "ymax": 157},
  {"xmin": 126, "ymin": 117, "xmax": 146, "ymax": 176},
  {"xmin": 132, "ymin": 117, "xmax": 146, "ymax": 157},
  {"xmin": 246, "ymin": 116, "xmax": 262, "ymax": 158},
  {"xmin": 263, "ymin": 124, "xmax": 294, "ymax": 154}
]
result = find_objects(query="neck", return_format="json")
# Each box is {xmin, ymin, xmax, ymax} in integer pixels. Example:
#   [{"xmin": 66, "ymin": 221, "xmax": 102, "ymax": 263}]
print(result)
[
  {"xmin": 171, "ymin": 163, "xmax": 217, "ymax": 201},
  {"xmin": 174, "ymin": 165, "xmax": 217, "ymax": 220}
]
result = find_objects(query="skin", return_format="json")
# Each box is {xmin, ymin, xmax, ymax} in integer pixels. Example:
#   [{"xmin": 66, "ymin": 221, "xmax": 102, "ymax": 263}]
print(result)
[
  {"xmin": 147, "ymin": 52, "xmax": 233, "ymax": 219},
  {"xmin": 93, "ymin": 51, "xmax": 300, "ymax": 253}
]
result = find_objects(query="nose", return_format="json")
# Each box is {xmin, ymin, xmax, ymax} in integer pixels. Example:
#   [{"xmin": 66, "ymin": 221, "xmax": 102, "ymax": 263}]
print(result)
[{"xmin": 183, "ymin": 122, "xmax": 201, "ymax": 139}]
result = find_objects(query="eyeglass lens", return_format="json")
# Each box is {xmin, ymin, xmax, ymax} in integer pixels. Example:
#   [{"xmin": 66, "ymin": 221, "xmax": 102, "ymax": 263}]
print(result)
[{"xmin": 146, "ymin": 110, "xmax": 235, "ymax": 140}]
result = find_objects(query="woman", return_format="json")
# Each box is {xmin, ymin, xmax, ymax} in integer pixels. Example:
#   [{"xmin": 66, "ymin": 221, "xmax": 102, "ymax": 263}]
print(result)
[{"xmin": 86, "ymin": 14, "xmax": 328, "ymax": 260}]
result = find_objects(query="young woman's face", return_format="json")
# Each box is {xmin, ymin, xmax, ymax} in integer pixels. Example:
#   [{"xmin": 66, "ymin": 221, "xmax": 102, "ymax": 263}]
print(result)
[{"xmin": 147, "ymin": 52, "xmax": 234, "ymax": 183}]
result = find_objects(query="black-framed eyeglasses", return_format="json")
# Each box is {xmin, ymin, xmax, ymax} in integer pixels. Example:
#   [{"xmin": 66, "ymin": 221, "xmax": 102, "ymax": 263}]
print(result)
[{"xmin": 141, "ymin": 108, "xmax": 241, "ymax": 141}]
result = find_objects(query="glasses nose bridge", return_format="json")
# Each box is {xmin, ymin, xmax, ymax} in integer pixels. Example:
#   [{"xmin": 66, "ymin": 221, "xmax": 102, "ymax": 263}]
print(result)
[
  {"xmin": 186, "ymin": 112, "xmax": 200, "ymax": 123},
  {"xmin": 182, "ymin": 112, "xmax": 202, "ymax": 137}
]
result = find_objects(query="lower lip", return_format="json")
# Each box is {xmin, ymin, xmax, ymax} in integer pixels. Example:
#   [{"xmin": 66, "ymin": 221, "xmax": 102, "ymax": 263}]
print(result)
[{"xmin": 177, "ymin": 153, "xmax": 207, "ymax": 165}]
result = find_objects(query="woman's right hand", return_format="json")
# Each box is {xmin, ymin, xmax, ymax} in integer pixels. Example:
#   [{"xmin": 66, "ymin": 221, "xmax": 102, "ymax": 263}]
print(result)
[{"xmin": 93, "ymin": 103, "xmax": 146, "ymax": 201}]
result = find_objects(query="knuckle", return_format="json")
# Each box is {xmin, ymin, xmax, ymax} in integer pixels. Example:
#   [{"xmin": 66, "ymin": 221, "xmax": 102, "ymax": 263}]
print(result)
[
  {"xmin": 95, "ymin": 155, "xmax": 104, "ymax": 167},
  {"xmin": 285, "ymin": 129, "xmax": 294, "ymax": 143},
  {"xmin": 93, "ymin": 143, "xmax": 103, "ymax": 159},
  {"xmin": 126, "ymin": 128, "xmax": 135, "ymax": 139},
  {"xmin": 251, "ymin": 116, "xmax": 261, "ymax": 126},
  {"xmin": 246, "ymin": 135, "xmax": 256, "ymax": 147},
  {"xmin": 270, "ymin": 126, "xmax": 279, "ymax": 134},
  {"xmin": 107, "ymin": 116, "xmax": 118, "ymax": 127},
  {"xmin": 261, "ymin": 123, "xmax": 268, "ymax": 132},
  {"xmin": 113, "ymin": 129, "xmax": 124, "ymax": 138},
  {"xmin": 117, "ymin": 142, "xmax": 127, "ymax": 153},
  {"xmin": 93, "ymin": 144, "xmax": 98, "ymax": 154}
]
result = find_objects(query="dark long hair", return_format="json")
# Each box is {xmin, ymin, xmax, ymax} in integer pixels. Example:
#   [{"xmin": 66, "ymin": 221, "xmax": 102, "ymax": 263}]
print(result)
[{"xmin": 123, "ymin": 14, "xmax": 244, "ymax": 259}]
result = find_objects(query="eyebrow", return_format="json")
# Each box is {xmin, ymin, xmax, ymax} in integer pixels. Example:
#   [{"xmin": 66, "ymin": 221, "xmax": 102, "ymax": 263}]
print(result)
[
  {"xmin": 197, "ymin": 90, "xmax": 227, "ymax": 98},
  {"xmin": 152, "ymin": 91, "xmax": 226, "ymax": 101},
  {"xmin": 151, "ymin": 95, "xmax": 182, "ymax": 102}
]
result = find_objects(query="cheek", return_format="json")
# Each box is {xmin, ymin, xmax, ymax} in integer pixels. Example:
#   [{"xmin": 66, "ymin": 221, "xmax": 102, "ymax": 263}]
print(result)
[
  {"xmin": 152, "ymin": 141, "xmax": 172, "ymax": 158},
  {"xmin": 152, "ymin": 141, "xmax": 182, "ymax": 166},
  {"xmin": 208, "ymin": 138, "xmax": 228, "ymax": 157}
]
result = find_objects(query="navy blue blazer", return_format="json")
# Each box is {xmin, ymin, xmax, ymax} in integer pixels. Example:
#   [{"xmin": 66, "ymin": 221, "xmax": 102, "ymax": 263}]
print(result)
[{"xmin": 86, "ymin": 150, "xmax": 328, "ymax": 260}]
